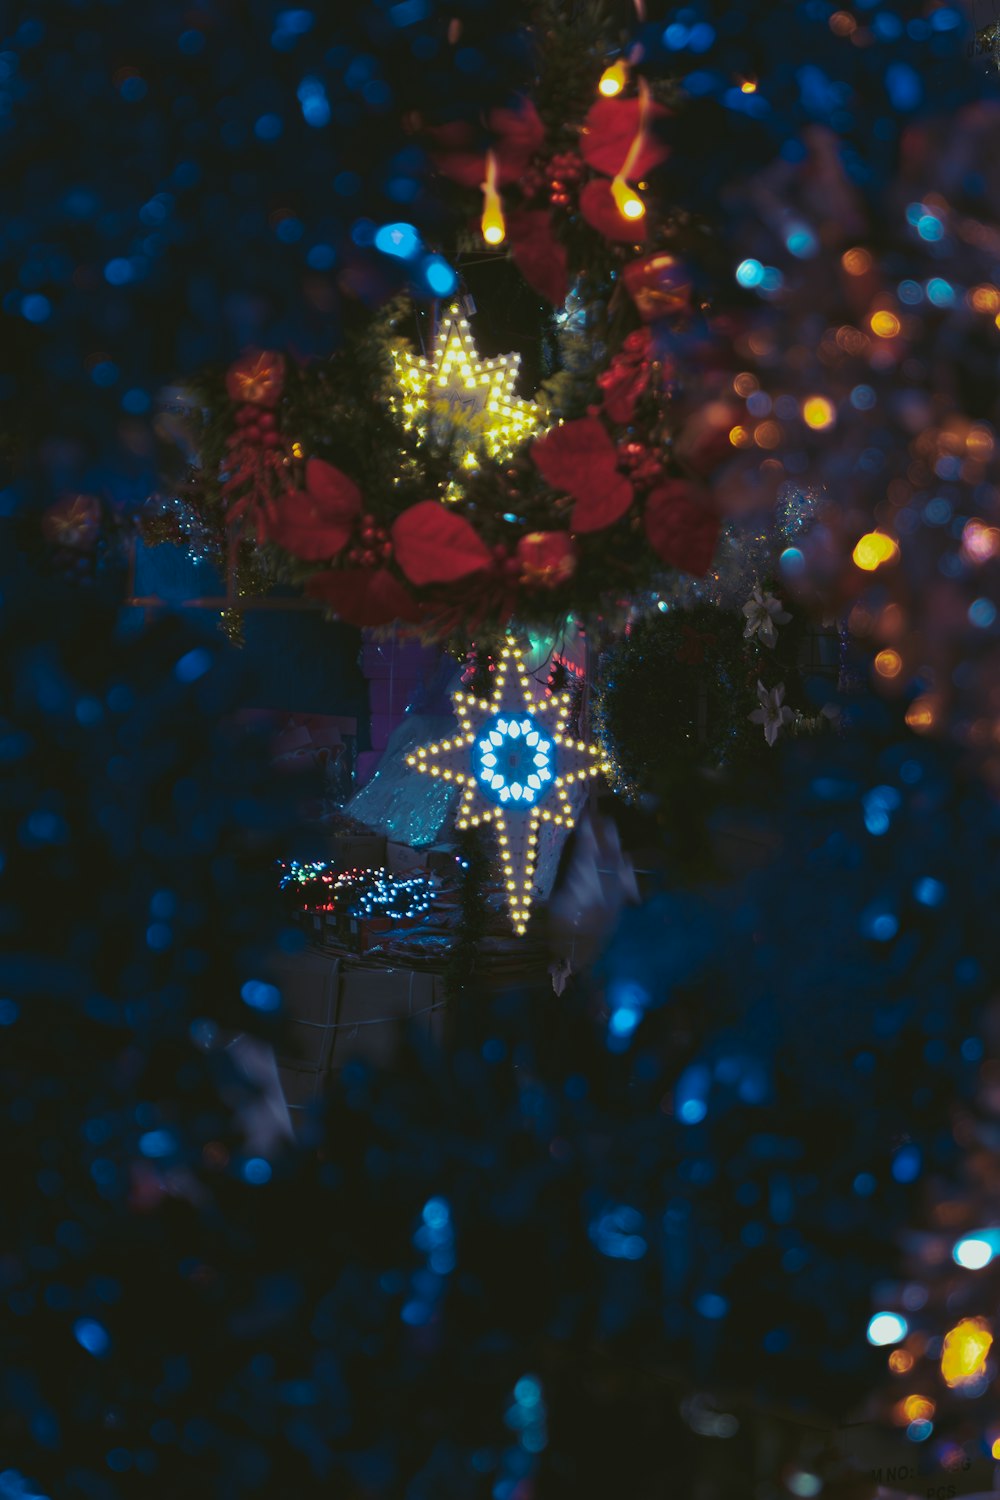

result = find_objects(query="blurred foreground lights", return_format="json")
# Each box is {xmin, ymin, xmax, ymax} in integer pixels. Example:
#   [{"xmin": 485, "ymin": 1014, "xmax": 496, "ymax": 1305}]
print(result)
[
  {"xmin": 889, "ymin": 1349, "xmax": 915, "ymax": 1374},
  {"xmin": 786, "ymin": 1473, "xmax": 822, "ymax": 1497},
  {"xmin": 868, "ymin": 1312, "xmax": 908, "ymax": 1346},
  {"xmin": 853, "ymin": 531, "xmax": 898, "ymax": 571},
  {"xmin": 374, "ymin": 221, "xmax": 420, "ymax": 260},
  {"xmin": 962, "ymin": 520, "xmax": 1000, "ymax": 562},
  {"xmin": 905, "ymin": 696, "xmax": 936, "ymax": 733},
  {"xmin": 941, "ymin": 1317, "xmax": 992, "ymax": 1388},
  {"xmin": 842, "ymin": 247, "xmax": 872, "ymax": 275},
  {"xmin": 870, "ymin": 309, "xmax": 901, "ymax": 339},
  {"xmin": 953, "ymin": 1231, "xmax": 1000, "ymax": 1270},
  {"xmin": 875, "ymin": 649, "xmax": 902, "ymax": 679},
  {"xmin": 802, "ymin": 395, "xmax": 835, "ymax": 430}
]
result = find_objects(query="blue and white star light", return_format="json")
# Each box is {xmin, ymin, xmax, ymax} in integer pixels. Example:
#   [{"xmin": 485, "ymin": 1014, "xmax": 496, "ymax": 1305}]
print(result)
[{"xmin": 406, "ymin": 639, "xmax": 607, "ymax": 934}]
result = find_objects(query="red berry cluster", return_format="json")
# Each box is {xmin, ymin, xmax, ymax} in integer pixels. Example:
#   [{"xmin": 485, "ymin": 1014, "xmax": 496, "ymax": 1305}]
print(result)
[
  {"xmin": 519, "ymin": 151, "xmax": 586, "ymax": 208},
  {"xmin": 227, "ymin": 405, "xmax": 283, "ymax": 451},
  {"xmin": 618, "ymin": 440, "xmax": 665, "ymax": 489},
  {"xmin": 547, "ymin": 150, "xmax": 585, "ymax": 208},
  {"xmin": 346, "ymin": 515, "xmax": 393, "ymax": 568}
]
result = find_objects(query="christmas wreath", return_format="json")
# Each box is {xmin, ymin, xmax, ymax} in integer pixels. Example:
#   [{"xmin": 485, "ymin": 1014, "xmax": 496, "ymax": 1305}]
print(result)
[{"xmin": 145, "ymin": 5, "xmax": 733, "ymax": 644}]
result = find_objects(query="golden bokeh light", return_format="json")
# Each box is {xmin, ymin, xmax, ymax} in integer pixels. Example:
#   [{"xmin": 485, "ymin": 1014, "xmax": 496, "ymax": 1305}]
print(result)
[
  {"xmin": 853, "ymin": 532, "xmax": 898, "ymax": 571},
  {"xmin": 875, "ymin": 649, "xmax": 902, "ymax": 679},
  {"xmin": 870, "ymin": 310, "xmax": 901, "ymax": 339},
  {"xmin": 842, "ymin": 247, "xmax": 872, "ymax": 276},
  {"xmin": 802, "ymin": 396, "xmax": 836, "ymax": 430},
  {"xmin": 905, "ymin": 696, "xmax": 936, "ymax": 733},
  {"xmin": 941, "ymin": 1318, "xmax": 993, "ymax": 1388}
]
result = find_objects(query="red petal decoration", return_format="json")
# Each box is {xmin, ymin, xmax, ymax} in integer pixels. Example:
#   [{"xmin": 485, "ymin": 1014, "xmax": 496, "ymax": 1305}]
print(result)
[
  {"xmin": 491, "ymin": 99, "xmax": 546, "ymax": 184},
  {"xmin": 531, "ymin": 417, "xmax": 616, "ymax": 491},
  {"xmin": 263, "ymin": 458, "xmax": 361, "ymax": 561},
  {"xmin": 507, "ymin": 210, "xmax": 569, "ymax": 307},
  {"xmin": 427, "ymin": 120, "xmax": 487, "ymax": 190},
  {"xmin": 306, "ymin": 568, "xmax": 421, "ymax": 628},
  {"xmin": 392, "ymin": 501, "xmax": 493, "ymax": 585},
  {"xmin": 531, "ymin": 419, "xmax": 634, "ymax": 533},
  {"xmin": 429, "ymin": 98, "xmax": 545, "ymax": 189},
  {"xmin": 643, "ymin": 482, "xmax": 720, "ymax": 576},
  {"xmin": 579, "ymin": 179, "xmax": 648, "ymax": 245},
  {"xmin": 580, "ymin": 97, "xmax": 670, "ymax": 180}
]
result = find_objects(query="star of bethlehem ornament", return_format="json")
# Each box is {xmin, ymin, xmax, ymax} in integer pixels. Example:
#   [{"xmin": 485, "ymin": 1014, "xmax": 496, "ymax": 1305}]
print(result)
[
  {"xmin": 391, "ymin": 303, "xmax": 544, "ymax": 483},
  {"xmin": 406, "ymin": 638, "xmax": 608, "ymax": 935}
]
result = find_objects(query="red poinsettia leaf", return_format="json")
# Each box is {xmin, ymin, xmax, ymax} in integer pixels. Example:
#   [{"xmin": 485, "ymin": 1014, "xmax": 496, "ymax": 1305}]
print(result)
[
  {"xmin": 392, "ymin": 501, "xmax": 493, "ymax": 586},
  {"xmin": 507, "ymin": 210, "xmax": 569, "ymax": 307},
  {"xmin": 427, "ymin": 120, "xmax": 487, "ymax": 189},
  {"xmin": 531, "ymin": 417, "xmax": 617, "ymax": 493},
  {"xmin": 263, "ymin": 459, "xmax": 361, "ymax": 561},
  {"xmin": 429, "ymin": 98, "xmax": 545, "ymax": 190},
  {"xmin": 571, "ymin": 472, "xmax": 634, "ymax": 533},
  {"xmin": 306, "ymin": 568, "xmax": 422, "ymax": 628},
  {"xmin": 531, "ymin": 420, "xmax": 634, "ymax": 532},
  {"xmin": 643, "ymin": 481, "xmax": 720, "ymax": 576},
  {"xmin": 579, "ymin": 179, "xmax": 648, "ymax": 245},
  {"xmin": 491, "ymin": 99, "xmax": 546, "ymax": 183},
  {"xmin": 580, "ymin": 96, "xmax": 670, "ymax": 179}
]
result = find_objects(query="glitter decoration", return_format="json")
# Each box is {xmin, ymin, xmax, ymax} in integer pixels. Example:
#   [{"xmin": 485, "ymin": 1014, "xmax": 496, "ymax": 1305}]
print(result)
[
  {"xmin": 775, "ymin": 482, "xmax": 825, "ymax": 541},
  {"xmin": 406, "ymin": 636, "xmax": 607, "ymax": 934}
]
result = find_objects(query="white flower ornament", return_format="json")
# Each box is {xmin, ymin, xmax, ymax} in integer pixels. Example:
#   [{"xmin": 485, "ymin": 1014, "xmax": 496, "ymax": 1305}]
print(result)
[
  {"xmin": 750, "ymin": 681, "xmax": 795, "ymax": 747},
  {"xmin": 742, "ymin": 587, "xmax": 791, "ymax": 649}
]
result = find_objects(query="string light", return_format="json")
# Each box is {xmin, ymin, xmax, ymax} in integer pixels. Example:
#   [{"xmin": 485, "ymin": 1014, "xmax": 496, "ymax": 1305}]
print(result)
[
  {"xmin": 276, "ymin": 862, "xmax": 435, "ymax": 920},
  {"xmin": 407, "ymin": 635, "xmax": 608, "ymax": 935},
  {"xmin": 480, "ymin": 148, "xmax": 506, "ymax": 246}
]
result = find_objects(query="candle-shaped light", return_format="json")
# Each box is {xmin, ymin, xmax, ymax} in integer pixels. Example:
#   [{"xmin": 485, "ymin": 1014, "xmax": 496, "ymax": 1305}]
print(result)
[
  {"xmin": 610, "ymin": 77, "xmax": 651, "ymax": 225},
  {"xmin": 481, "ymin": 149, "xmax": 506, "ymax": 246},
  {"xmin": 598, "ymin": 58, "xmax": 628, "ymax": 97}
]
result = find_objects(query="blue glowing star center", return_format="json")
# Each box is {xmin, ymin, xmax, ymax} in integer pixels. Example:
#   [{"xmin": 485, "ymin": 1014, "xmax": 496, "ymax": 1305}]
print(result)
[{"xmin": 475, "ymin": 715, "xmax": 554, "ymax": 807}]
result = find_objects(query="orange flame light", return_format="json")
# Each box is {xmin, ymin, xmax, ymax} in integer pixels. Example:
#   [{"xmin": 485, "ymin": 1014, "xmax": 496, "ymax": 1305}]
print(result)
[
  {"xmin": 481, "ymin": 150, "xmax": 506, "ymax": 247},
  {"xmin": 599, "ymin": 59, "xmax": 628, "ymax": 97},
  {"xmin": 610, "ymin": 77, "xmax": 650, "ymax": 226}
]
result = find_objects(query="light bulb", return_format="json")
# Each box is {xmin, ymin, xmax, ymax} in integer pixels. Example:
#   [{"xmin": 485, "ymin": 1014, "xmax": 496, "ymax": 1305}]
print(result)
[
  {"xmin": 611, "ymin": 176, "xmax": 645, "ymax": 221},
  {"xmin": 599, "ymin": 59, "xmax": 628, "ymax": 96}
]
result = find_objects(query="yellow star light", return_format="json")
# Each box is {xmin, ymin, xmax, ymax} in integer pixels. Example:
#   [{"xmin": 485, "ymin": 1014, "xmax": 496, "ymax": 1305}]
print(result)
[
  {"xmin": 406, "ymin": 638, "xmax": 608, "ymax": 935},
  {"xmin": 391, "ymin": 304, "xmax": 544, "ymax": 476}
]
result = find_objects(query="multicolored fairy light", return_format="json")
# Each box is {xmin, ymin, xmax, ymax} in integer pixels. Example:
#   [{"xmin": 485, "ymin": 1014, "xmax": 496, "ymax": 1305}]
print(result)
[
  {"xmin": 406, "ymin": 637, "xmax": 607, "ymax": 935},
  {"xmin": 276, "ymin": 862, "xmax": 435, "ymax": 920},
  {"xmin": 391, "ymin": 304, "xmax": 543, "ymax": 475}
]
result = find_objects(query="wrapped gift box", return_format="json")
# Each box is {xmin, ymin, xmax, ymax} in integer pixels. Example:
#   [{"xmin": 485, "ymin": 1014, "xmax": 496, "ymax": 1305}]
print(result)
[{"xmin": 267, "ymin": 949, "xmax": 446, "ymax": 1119}]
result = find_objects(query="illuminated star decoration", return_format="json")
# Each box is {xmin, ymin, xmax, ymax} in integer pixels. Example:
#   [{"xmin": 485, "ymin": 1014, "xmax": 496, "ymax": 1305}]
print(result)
[
  {"xmin": 406, "ymin": 638, "xmax": 607, "ymax": 934},
  {"xmin": 391, "ymin": 303, "xmax": 544, "ymax": 480}
]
